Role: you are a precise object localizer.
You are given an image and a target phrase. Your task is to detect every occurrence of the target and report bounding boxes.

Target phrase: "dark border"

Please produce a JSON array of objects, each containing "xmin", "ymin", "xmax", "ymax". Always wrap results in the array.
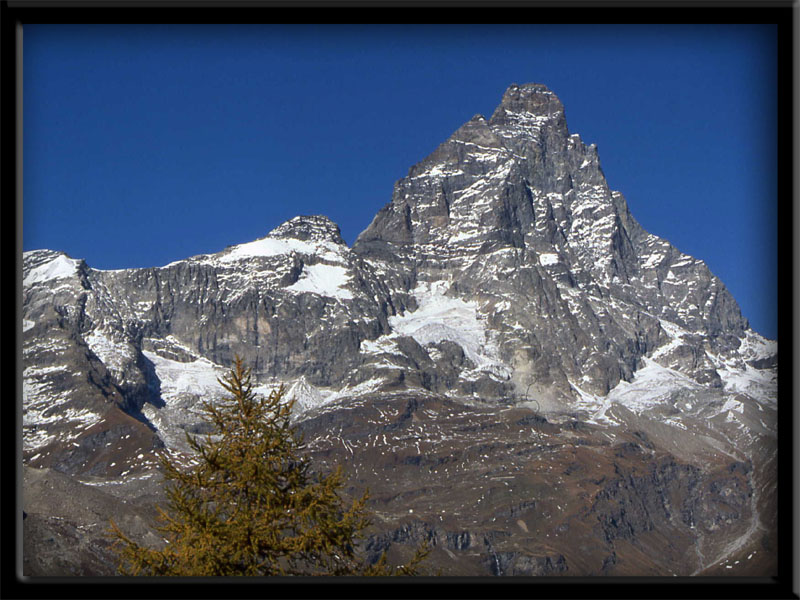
[
  {"xmin": 2, "ymin": 3, "xmax": 796, "ymax": 599},
  {"xmin": 1, "ymin": 0, "xmax": 798, "ymax": 23}
]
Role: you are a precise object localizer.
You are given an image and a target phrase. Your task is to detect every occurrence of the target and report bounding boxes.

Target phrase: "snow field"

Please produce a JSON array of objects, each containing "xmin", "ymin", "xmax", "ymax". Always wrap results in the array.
[{"xmin": 24, "ymin": 254, "xmax": 80, "ymax": 287}]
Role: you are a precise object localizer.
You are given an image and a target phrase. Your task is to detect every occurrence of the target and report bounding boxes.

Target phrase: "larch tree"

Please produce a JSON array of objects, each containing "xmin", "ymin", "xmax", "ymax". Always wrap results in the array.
[{"xmin": 110, "ymin": 356, "xmax": 428, "ymax": 576}]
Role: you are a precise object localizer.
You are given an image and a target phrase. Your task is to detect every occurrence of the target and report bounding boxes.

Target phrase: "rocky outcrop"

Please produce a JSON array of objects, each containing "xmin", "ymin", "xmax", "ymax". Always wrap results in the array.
[{"xmin": 484, "ymin": 551, "xmax": 568, "ymax": 576}]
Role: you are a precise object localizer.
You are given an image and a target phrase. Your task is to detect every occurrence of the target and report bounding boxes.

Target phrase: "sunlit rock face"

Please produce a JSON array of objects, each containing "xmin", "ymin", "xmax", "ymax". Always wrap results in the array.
[
  {"xmin": 355, "ymin": 82, "xmax": 751, "ymax": 405},
  {"xmin": 22, "ymin": 83, "xmax": 776, "ymax": 577}
]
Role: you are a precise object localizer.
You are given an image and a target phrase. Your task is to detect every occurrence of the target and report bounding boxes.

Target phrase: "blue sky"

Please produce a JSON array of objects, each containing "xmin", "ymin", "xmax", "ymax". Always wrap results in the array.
[{"xmin": 23, "ymin": 24, "xmax": 777, "ymax": 339}]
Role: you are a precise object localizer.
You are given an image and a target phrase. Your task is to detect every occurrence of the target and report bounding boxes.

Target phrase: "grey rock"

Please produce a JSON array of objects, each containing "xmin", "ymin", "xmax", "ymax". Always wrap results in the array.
[{"xmin": 354, "ymin": 83, "xmax": 751, "ymax": 399}]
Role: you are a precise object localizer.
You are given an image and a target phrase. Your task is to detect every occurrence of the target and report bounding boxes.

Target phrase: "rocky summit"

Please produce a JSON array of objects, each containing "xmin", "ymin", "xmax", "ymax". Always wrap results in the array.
[{"xmin": 22, "ymin": 83, "xmax": 777, "ymax": 576}]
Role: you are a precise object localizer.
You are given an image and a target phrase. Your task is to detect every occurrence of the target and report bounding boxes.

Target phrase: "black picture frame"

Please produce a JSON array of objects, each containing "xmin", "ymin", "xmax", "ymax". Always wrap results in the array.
[{"xmin": 2, "ymin": 2, "xmax": 795, "ymax": 599}]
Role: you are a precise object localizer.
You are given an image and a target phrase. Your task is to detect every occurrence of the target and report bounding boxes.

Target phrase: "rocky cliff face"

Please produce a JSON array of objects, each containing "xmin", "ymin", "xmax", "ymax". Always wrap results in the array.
[
  {"xmin": 22, "ymin": 83, "xmax": 777, "ymax": 576},
  {"xmin": 354, "ymin": 83, "xmax": 748, "ymax": 404}
]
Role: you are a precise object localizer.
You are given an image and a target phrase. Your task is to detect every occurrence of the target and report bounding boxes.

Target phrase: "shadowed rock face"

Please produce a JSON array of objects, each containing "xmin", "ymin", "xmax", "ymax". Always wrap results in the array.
[{"xmin": 22, "ymin": 83, "xmax": 776, "ymax": 576}]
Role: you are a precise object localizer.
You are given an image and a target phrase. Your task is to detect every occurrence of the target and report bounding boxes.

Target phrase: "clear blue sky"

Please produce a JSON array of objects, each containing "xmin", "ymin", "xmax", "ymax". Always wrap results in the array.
[{"xmin": 23, "ymin": 24, "xmax": 777, "ymax": 339}]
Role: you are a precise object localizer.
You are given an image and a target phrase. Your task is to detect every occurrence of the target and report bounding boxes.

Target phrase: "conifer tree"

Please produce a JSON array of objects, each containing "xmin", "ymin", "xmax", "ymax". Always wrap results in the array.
[{"xmin": 110, "ymin": 357, "xmax": 428, "ymax": 576}]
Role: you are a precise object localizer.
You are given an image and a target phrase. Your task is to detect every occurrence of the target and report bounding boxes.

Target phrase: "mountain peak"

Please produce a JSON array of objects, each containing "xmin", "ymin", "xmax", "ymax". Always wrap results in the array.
[
  {"xmin": 493, "ymin": 82, "xmax": 564, "ymax": 118},
  {"xmin": 487, "ymin": 83, "xmax": 569, "ymax": 149},
  {"xmin": 21, "ymin": 81, "xmax": 777, "ymax": 578},
  {"xmin": 270, "ymin": 215, "xmax": 345, "ymax": 245}
]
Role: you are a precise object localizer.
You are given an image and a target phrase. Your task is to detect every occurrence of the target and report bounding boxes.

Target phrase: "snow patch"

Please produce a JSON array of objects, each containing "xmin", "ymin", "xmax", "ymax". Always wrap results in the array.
[
  {"xmin": 360, "ymin": 335, "xmax": 399, "ymax": 355},
  {"xmin": 286, "ymin": 264, "xmax": 353, "ymax": 300},
  {"xmin": 574, "ymin": 358, "xmax": 702, "ymax": 424},
  {"xmin": 568, "ymin": 381, "xmax": 617, "ymax": 426},
  {"xmin": 325, "ymin": 378, "xmax": 385, "ymax": 403},
  {"xmin": 23, "ymin": 364, "xmax": 69, "ymax": 378},
  {"xmin": 215, "ymin": 236, "xmax": 346, "ymax": 265},
  {"xmin": 266, "ymin": 376, "xmax": 333, "ymax": 414},
  {"xmin": 716, "ymin": 362, "xmax": 776, "ymax": 403},
  {"xmin": 143, "ymin": 351, "xmax": 227, "ymax": 400},
  {"xmin": 607, "ymin": 358, "xmax": 699, "ymax": 412},
  {"xmin": 738, "ymin": 329, "xmax": 777, "ymax": 362},
  {"xmin": 359, "ymin": 281, "xmax": 510, "ymax": 383},
  {"xmin": 390, "ymin": 281, "xmax": 508, "ymax": 377},
  {"xmin": 414, "ymin": 164, "xmax": 465, "ymax": 179},
  {"xmin": 670, "ymin": 255, "xmax": 695, "ymax": 268},
  {"xmin": 705, "ymin": 331, "xmax": 777, "ymax": 405},
  {"xmin": 539, "ymin": 253, "xmax": 559, "ymax": 266},
  {"xmin": 24, "ymin": 255, "xmax": 80, "ymax": 287},
  {"xmin": 721, "ymin": 397, "xmax": 744, "ymax": 414},
  {"xmin": 85, "ymin": 329, "xmax": 138, "ymax": 377},
  {"xmin": 641, "ymin": 252, "xmax": 665, "ymax": 270}
]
